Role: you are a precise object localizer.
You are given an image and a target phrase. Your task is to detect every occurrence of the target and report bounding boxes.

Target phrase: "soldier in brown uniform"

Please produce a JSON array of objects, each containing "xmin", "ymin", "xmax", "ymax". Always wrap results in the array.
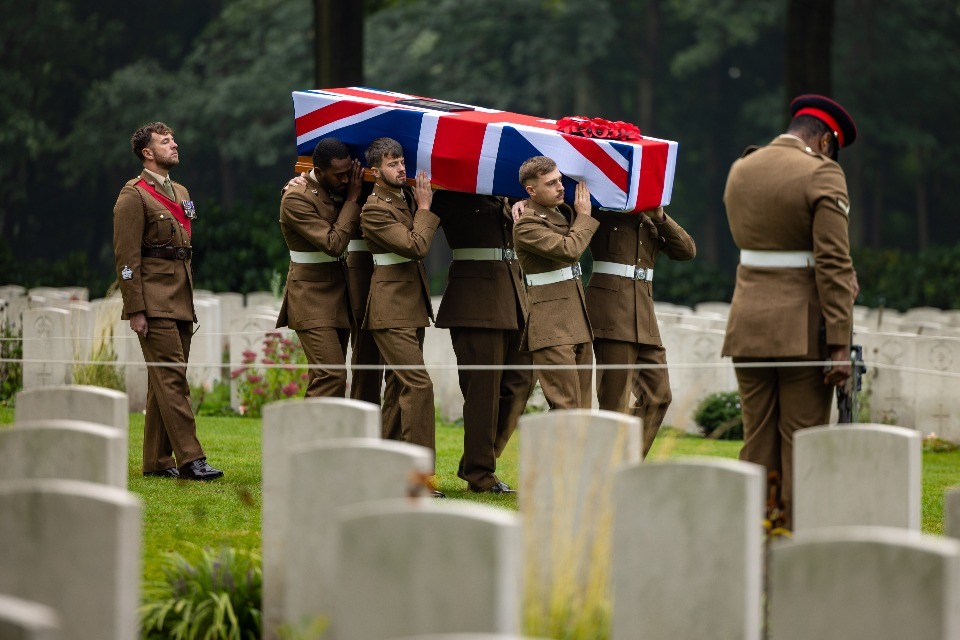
[
  {"xmin": 113, "ymin": 122, "xmax": 223, "ymax": 480},
  {"xmin": 276, "ymin": 137, "xmax": 363, "ymax": 397},
  {"xmin": 587, "ymin": 207, "xmax": 696, "ymax": 455},
  {"xmin": 722, "ymin": 95, "xmax": 858, "ymax": 525},
  {"xmin": 433, "ymin": 192, "xmax": 533, "ymax": 494},
  {"xmin": 514, "ymin": 156, "xmax": 599, "ymax": 410},
  {"xmin": 360, "ymin": 137, "xmax": 442, "ymax": 489}
]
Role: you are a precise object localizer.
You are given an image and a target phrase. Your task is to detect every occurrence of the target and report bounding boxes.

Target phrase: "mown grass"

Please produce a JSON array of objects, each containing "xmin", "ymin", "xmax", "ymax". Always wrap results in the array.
[{"xmin": 1, "ymin": 407, "xmax": 958, "ymax": 581}]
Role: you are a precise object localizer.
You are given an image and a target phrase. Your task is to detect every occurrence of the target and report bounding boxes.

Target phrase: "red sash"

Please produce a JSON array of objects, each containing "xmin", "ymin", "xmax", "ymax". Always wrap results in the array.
[{"xmin": 136, "ymin": 179, "xmax": 191, "ymax": 237}]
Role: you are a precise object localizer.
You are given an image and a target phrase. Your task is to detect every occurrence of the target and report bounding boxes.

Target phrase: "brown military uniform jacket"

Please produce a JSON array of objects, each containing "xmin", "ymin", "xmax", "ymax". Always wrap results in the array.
[
  {"xmin": 722, "ymin": 135, "xmax": 854, "ymax": 358},
  {"xmin": 587, "ymin": 210, "xmax": 696, "ymax": 345},
  {"xmin": 513, "ymin": 200, "xmax": 599, "ymax": 350},
  {"xmin": 361, "ymin": 183, "xmax": 440, "ymax": 329},
  {"xmin": 432, "ymin": 192, "xmax": 527, "ymax": 329},
  {"xmin": 276, "ymin": 172, "xmax": 359, "ymax": 330},
  {"xmin": 113, "ymin": 170, "xmax": 196, "ymax": 322}
]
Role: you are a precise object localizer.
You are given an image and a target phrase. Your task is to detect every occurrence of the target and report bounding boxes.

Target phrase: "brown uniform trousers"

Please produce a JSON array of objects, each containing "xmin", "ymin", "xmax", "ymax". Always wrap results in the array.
[
  {"xmin": 433, "ymin": 192, "xmax": 534, "ymax": 492},
  {"xmin": 361, "ymin": 183, "xmax": 440, "ymax": 463},
  {"xmin": 587, "ymin": 210, "xmax": 696, "ymax": 455},
  {"xmin": 276, "ymin": 172, "xmax": 359, "ymax": 397},
  {"xmin": 113, "ymin": 170, "xmax": 204, "ymax": 472},
  {"xmin": 514, "ymin": 200, "xmax": 599, "ymax": 410},
  {"xmin": 722, "ymin": 135, "xmax": 855, "ymax": 525}
]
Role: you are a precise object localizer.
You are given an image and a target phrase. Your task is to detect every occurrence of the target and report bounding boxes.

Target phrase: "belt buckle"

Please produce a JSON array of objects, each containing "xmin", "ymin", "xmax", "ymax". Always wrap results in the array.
[
  {"xmin": 634, "ymin": 267, "xmax": 647, "ymax": 281},
  {"xmin": 571, "ymin": 263, "xmax": 582, "ymax": 279},
  {"xmin": 501, "ymin": 248, "xmax": 517, "ymax": 261},
  {"xmin": 175, "ymin": 247, "xmax": 187, "ymax": 260}
]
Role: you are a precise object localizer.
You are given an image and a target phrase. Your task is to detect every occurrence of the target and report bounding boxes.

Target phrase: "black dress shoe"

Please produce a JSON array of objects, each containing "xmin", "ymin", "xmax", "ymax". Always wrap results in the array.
[
  {"xmin": 143, "ymin": 467, "xmax": 180, "ymax": 478},
  {"xmin": 486, "ymin": 481, "xmax": 516, "ymax": 495},
  {"xmin": 432, "ymin": 490, "xmax": 446, "ymax": 498},
  {"xmin": 177, "ymin": 459, "xmax": 224, "ymax": 481}
]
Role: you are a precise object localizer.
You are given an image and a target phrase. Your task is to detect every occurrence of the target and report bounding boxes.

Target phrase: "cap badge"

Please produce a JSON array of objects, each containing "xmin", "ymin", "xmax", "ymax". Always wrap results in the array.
[{"xmin": 121, "ymin": 265, "xmax": 133, "ymax": 280}]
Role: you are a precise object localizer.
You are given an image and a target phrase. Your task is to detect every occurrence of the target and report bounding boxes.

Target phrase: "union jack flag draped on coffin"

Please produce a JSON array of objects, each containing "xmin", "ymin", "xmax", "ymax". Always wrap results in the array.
[{"xmin": 292, "ymin": 87, "xmax": 678, "ymax": 213}]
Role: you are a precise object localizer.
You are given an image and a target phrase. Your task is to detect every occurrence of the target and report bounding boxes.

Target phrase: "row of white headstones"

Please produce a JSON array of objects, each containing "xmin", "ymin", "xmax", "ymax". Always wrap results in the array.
[
  {"xmin": 7, "ymin": 284, "xmax": 960, "ymax": 441},
  {"xmin": 1, "ymin": 385, "xmax": 959, "ymax": 640}
]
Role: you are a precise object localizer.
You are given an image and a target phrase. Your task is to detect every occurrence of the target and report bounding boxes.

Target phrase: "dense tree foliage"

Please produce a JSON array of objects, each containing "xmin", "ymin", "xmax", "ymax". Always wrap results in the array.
[{"xmin": 2, "ymin": 0, "xmax": 959, "ymax": 309}]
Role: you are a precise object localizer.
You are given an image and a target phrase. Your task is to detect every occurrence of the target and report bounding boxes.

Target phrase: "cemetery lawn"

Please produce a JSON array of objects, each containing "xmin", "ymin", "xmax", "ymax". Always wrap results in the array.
[{"xmin": 0, "ymin": 408, "xmax": 958, "ymax": 581}]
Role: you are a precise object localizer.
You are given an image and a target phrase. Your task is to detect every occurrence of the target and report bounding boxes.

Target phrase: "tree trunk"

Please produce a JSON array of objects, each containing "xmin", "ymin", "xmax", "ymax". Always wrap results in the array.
[
  {"xmin": 784, "ymin": 0, "xmax": 834, "ymax": 107},
  {"xmin": 314, "ymin": 0, "xmax": 364, "ymax": 88}
]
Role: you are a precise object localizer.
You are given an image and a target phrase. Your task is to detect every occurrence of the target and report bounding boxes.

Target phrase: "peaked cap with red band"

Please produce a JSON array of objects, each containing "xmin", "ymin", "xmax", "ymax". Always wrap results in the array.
[{"xmin": 789, "ymin": 94, "xmax": 857, "ymax": 149}]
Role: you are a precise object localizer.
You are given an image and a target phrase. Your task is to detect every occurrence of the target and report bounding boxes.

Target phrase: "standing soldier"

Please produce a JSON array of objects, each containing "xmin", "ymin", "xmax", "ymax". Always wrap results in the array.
[
  {"xmin": 276, "ymin": 137, "xmax": 363, "ymax": 397},
  {"xmin": 513, "ymin": 156, "xmax": 598, "ymax": 410},
  {"xmin": 113, "ymin": 122, "xmax": 223, "ymax": 480},
  {"xmin": 360, "ymin": 137, "xmax": 443, "ymax": 494},
  {"xmin": 722, "ymin": 95, "xmax": 858, "ymax": 527},
  {"xmin": 587, "ymin": 207, "xmax": 696, "ymax": 456},
  {"xmin": 433, "ymin": 192, "xmax": 533, "ymax": 494}
]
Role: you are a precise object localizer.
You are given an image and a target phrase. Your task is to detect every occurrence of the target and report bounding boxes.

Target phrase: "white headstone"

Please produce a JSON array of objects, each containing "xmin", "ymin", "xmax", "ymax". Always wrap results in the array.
[
  {"xmin": 911, "ymin": 330, "xmax": 960, "ymax": 442},
  {"xmin": 228, "ymin": 313, "xmax": 278, "ymax": 411},
  {"xmin": 15, "ymin": 385, "xmax": 128, "ymax": 432},
  {"xmin": 612, "ymin": 457, "xmax": 764, "ymax": 640},
  {"xmin": 5, "ymin": 295, "xmax": 28, "ymax": 332},
  {"xmin": 0, "ymin": 594, "xmax": 60, "ymax": 640},
  {"xmin": 424, "ymin": 324, "xmax": 462, "ymax": 422},
  {"xmin": 21, "ymin": 308, "xmax": 71, "ymax": 390},
  {"xmin": 283, "ymin": 439, "xmax": 433, "ymax": 637},
  {"xmin": 945, "ymin": 487, "xmax": 960, "ymax": 540},
  {"xmin": 188, "ymin": 297, "xmax": 222, "ymax": 388},
  {"xmin": 261, "ymin": 398, "xmax": 381, "ymax": 640},
  {"xmin": 856, "ymin": 329, "xmax": 916, "ymax": 427},
  {"xmin": 519, "ymin": 410, "xmax": 641, "ymax": 631},
  {"xmin": 335, "ymin": 500, "xmax": 521, "ymax": 640},
  {"xmin": 216, "ymin": 292, "xmax": 246, "ymax": 353},
  {"xmin": 246, "ymin": 291, "xmax": 280, "ymax": 311},
  {"xmin": 390, "ymin": 636, "xmax": 552, "ymax": 640},
  {"xmin": 0, "ymin": 479, "xmax": 141, "ymax": 640},
  {"xmin": 0, "ymin": 420, "xmax": 126, "ymax": 488},
  {"xmin": 112, "ymin": 315, "xmax": 147, "ymax": 413},
  {"xmin": 661, "ymin": 325, "xmax": 733, "ymax": 432},
  {"xmin": 794, "ymin": 424, "xmax": 921, "ymax": 532},
  {"xmin": 769, "ymin": 527, "xmax": 960, "ymax": 640}
]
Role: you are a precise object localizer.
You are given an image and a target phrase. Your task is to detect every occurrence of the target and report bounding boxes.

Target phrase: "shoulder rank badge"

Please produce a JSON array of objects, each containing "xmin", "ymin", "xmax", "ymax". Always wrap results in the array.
[
  {"xmin": 121, "ymin": 265, "xmax": 133, "ymax": 280},
  {"xmin": 181, "ymin": 200, "xmax": 197, "ymax": 219}
]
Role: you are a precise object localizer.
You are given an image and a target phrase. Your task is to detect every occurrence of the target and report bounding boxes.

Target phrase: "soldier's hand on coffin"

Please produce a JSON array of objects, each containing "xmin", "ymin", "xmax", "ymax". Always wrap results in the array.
[
  {"xmin": 824, "ymin": 345, "xmax": 851, "ymax": 387},
  {"xmin": 414, "ymin": 170, "xmax": 433, "ymax": 211},
  {"xmin": 574, "ymin": 181, "xmax": 592, "ymax": 217},
  {"xmin": 511, "ymin": 199, "xmax": 528, "ymax": 222},
  {"xmin": 646, "ymin": 206, "xmax": 666, "ymax": 222},
  {"xmin": 283, "ymin": 172, "xmax": 308, "ymax": 192},
  {"xmin": 346, "ymin": 159, "xmax": 363, "ymax": 202}
]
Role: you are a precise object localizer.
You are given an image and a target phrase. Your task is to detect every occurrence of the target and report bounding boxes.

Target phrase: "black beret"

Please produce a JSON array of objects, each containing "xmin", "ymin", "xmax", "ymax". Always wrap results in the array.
[{"xmin": 790, "ymin": 94, "xmax": 857, "ymax": 149}]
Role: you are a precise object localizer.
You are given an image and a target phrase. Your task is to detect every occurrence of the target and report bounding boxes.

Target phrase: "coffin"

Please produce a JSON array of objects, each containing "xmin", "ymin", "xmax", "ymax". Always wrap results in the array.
[{"xmin": 292, "ymin": 87, "xmax": 677, "ymax": 212}]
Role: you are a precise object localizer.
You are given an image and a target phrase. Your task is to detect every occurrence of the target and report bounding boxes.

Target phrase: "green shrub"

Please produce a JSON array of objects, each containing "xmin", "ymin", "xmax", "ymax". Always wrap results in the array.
[
  {"xmin": 191, "ymin": 380, "xmax": 235, "ymax": 417},
  {"xmin": 140, "ymin": 546, "xmax": 262, "ymax": 640},
  {"xmin": 0, "ymin": 320, "xmax": 22, "ymax": 407},
  {"xmin": 230, "ymin": 331, "xmax": 307, "ymax": 418},
  {"xmin": 693, "ymin": 390, "xmax": 743, "ymax": 440}
]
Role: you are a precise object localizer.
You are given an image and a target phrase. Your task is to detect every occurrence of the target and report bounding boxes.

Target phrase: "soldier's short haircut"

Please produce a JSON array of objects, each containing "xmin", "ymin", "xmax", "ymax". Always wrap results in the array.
[
  {"xmin": 518, "ymin": 155, "xmax": 558, "ymax": 186},
  {"xmin": 365, "ymin": 137, "xmax": 404, "ymax": 168},
  {"xmin": 787, "ymin": 115, "xmax": 836, "ymax": 157},
  {"xmin": 312, "ymin": 137, "xmax": 351, "ymax": 170},
  {"xmin": 131, "ymin": 122, "xmax": 174, "ymax": 161}
]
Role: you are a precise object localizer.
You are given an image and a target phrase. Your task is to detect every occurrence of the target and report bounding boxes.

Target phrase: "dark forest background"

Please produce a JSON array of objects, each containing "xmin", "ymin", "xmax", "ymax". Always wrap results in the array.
[{"xmin": 2, "ymin": 0, "xmax": 959, "ymax": 309}]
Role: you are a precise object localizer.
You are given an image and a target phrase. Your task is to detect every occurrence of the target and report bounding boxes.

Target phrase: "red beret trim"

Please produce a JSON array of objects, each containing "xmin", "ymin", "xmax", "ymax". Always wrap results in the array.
[{"xmin": 794, "ymin": 107, "xmax": 844, "ymax": 147}]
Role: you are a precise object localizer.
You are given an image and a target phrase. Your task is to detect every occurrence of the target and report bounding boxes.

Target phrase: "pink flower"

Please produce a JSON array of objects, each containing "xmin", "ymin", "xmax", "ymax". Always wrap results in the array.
[
  {"xmin": 246, "ymin": 374, "xmax": 263, "ymax": 384},
  {"xmin": 262, "ymin": 358, "xmax": 276, "ymax": 365},
  {"xmin": 242, "ymin": 349, "xmax": 257, "ymax": 359},
  {"xmin": 300, "ymin": 372, "xmax": 310, "ymax": 381},
  {"xmin": 281, "ymin": 382, "xmax": 299, "ymax": 397},
  {"xmin": 230, "ymin": 368, "xmax": 246, "ymax": 378},
  {"xmin": 252, "ymin": 387, "xmax": 265, "ymax": 396},
  {"xmin": 238, "ymin": 405, "xmax": 247, "ymax": 416}
]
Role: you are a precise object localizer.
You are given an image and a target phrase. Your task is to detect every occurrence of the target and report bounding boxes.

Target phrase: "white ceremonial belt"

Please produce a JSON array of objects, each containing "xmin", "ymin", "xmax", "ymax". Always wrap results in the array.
[
  {"xmin": 372, "ymin": 252, "xmax": 413, "ymax": 266},
  {"xmin": 290, "ymin": 250, "xmax": 338, "ymax": 264},
  {"xmin": 740, "ymin": 249, "xmax": 815, "ymax": 268},
  {"xmin": 592, "ymin": 261, "xmax": 654, "ymax": 282},
  {"xmin": 347, "ymin": 239, "xmax": 369, "ymax": 253},
  {"xmin": 452, "ymin": 247, "xmax": 517, "ymax": 261},
  {"xmin": 525, "ymin": 264, "xmax": 582, "ymax": 286}
]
